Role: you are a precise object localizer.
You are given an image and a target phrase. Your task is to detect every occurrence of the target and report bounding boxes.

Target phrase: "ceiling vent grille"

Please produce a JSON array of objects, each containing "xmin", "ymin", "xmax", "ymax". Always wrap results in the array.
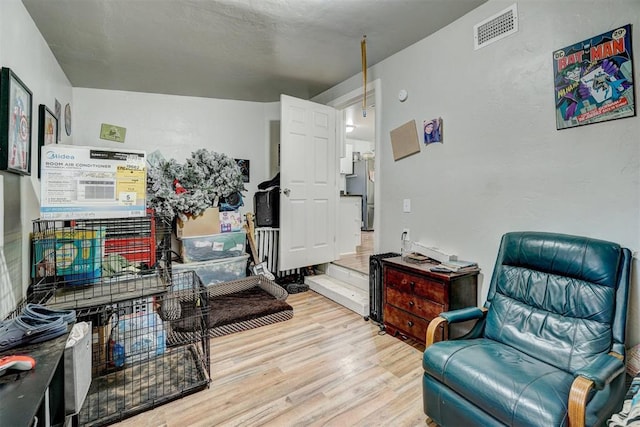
[{"xmin": 474, "ymin": 4, "xmax": 518, "ymax": 50}]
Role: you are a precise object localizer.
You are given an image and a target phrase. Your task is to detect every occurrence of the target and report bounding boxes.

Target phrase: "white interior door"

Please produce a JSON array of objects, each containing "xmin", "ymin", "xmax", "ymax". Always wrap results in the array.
[{"xmin": 279, "ymin": 94, "xmax": 337, "ymax": 271}]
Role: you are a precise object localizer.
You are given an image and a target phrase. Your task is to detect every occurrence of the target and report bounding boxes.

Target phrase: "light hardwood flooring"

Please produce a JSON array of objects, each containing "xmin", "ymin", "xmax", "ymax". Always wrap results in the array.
[
  {"xmin": 112, "ymin": 289, "xmax": 430, "ymax": 427},
  {"xmin": 332, "ymin": 231, "xmax": 374, "ymax": 275}
]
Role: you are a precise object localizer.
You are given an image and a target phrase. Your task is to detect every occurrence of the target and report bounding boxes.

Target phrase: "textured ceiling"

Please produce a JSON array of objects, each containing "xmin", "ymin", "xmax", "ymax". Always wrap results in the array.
[{"xmin": 22, "ymin": 0, "xmax": 487, "ymax": 103}]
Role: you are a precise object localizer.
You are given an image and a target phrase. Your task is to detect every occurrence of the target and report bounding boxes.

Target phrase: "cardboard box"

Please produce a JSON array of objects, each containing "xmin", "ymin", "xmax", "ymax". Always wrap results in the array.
[
  {"xmin": 40, "ymin": 145, "xmax": 147, "ymax": 219},
  {"xmin": 219, "ymin": 210, "xmax": 243, "ymax": 232},
  {"xmin": 31, "ymin": 227, "xmax": 106, "ymax": 285},
  {"xmin": 92, "ymin": 324, "xmax": 109, "ymax": 376},
  {"xmin": 176, "ymin": 207, "xmax": 220, "ymax": 239}
]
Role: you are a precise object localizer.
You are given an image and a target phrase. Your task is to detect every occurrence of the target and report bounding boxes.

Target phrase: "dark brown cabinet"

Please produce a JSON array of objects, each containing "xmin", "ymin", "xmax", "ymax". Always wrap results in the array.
[{"xmin": 382, "ymin": 256, "xmax": 478, "ymax": 345}]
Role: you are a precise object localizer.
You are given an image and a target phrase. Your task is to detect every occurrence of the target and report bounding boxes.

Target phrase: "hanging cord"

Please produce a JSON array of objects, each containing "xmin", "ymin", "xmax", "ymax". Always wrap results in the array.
[{"xmin": 361, "ymin": 35, "xmax": 367, "ymax": 118}]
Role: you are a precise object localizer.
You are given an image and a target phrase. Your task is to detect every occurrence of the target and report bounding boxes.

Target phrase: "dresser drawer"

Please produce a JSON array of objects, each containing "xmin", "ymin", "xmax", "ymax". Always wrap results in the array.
[
  {"xmin": 385, "ymin": 268, "xmax": 446, "ymax": 302},
  {"xmin": 383, "ymin": 304, "xmax": 429, "ymax": 342},
  {"xmin": 385, "ymin": 286, "xmax": 444, "ymax": 320}
]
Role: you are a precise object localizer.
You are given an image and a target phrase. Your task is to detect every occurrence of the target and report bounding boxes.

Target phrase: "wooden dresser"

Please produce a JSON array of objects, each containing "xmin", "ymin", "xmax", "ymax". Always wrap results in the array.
[{"xmin": 381, "ymin": 256, "xmax": 478, "ymax": 345}]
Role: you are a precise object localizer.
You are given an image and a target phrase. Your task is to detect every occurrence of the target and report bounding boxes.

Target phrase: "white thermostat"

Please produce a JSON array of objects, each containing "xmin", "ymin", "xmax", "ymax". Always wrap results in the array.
[{"xmin": 398, "ymin": 89, "xmax": 408, "ymax": 102}]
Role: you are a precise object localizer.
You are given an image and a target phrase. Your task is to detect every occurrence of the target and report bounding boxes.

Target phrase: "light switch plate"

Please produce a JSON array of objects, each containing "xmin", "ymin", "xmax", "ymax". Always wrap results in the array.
[{"xmin": 403, "ymin": 199, "xmax": 411, "ymax": 213}]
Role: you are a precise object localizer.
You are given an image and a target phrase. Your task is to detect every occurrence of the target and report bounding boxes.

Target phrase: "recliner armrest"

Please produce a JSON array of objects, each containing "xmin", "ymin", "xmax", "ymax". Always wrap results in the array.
[
  {"xmin": 425, "ymin": 307, "xmax": 487, "ymax": 347},
  {"xmin": 569, "ymin": 353, "xmax": 624, "ymax": 427},
  {"xmin": 440, "ymin": 307, "xmax": 486, "ymax": 324},
  {"xmin": 574, "ymin": 352, "xmax": 625, "ymax": 390}
]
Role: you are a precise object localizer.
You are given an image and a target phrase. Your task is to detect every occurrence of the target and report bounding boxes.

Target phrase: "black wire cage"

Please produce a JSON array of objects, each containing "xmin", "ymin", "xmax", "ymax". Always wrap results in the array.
[
  {"xmin": 27, "ymin": 213, "xmax": 211, "ymax": 426},
  {"xmin": 29, "ymin": 211, "xmax": 172, "ymax": 310},
  {"xmin": 76, "ymin": 270, "xmax": 210, "ymax": 426}
]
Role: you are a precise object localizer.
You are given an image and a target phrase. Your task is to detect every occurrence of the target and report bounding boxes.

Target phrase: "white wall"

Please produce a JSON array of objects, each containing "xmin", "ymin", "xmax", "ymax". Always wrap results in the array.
[
  {"xmin": 0, "ymin": 0, "xmax": 73, "ymax": 316},
  {"xmin": 347, "ymin": 138, "xmax": 374, "ymax": 156},
  {"xmin": 4, "ymin": 0, "xmax": 640, "ymax": 346},
  {"xmin": 72, "ymin": 88, "xmax": 281, "ymax": 214},
  {"xmin": 315, "ymin": 0, "xmax": 640, "ymax": 345}
]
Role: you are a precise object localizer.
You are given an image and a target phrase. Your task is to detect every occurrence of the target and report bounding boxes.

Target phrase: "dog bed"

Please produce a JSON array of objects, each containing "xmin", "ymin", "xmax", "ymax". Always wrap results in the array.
[{"xmin": 161, "ymin": 276, "xmax": 293, "ymax": 342}]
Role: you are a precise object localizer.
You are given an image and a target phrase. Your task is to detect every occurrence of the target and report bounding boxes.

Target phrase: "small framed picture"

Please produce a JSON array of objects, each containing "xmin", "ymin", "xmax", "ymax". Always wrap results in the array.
[
  {"xmin": 0, "ymin": 67, "xmax": 33, "ymax": 175},
  {"xmin": 38, "ymin": 104, "xmax": 58, "ymax": 177},
  {"xmin": 54, "ymin": 98, "xmax": 61, "ymax": 142},
  {"xmin": 235, "ymin": 158, "xmax": 250, "ymax": 183},
  {"xmin": 423, "ymin": 117, "xmax": 443, "ymax": 145},
  {"xmin": 64, "ymin": 103, "xmax": 72, "ymax": 136}
]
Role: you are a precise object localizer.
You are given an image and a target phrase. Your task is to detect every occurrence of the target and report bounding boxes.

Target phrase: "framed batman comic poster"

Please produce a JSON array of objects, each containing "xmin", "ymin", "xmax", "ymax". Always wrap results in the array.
[{"xmin": 553, "ymin": 24, "xmax": 635, "ymax": 130}]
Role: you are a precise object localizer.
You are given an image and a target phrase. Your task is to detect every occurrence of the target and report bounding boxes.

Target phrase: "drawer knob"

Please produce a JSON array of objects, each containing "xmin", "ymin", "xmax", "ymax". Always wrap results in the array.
[
  {"xmin": 407, "ymin": 321, "xmax": 414, "ymax": 327},
  {"xmin": 408, "ymin": 301, "xmax": 415, "ymax": 307}
]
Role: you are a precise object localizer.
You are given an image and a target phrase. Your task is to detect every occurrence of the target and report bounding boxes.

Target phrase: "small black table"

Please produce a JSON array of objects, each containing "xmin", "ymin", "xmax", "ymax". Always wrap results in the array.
[{"xmin": 0, "ymin": 326, "xmax": 71, "ymax": 427}]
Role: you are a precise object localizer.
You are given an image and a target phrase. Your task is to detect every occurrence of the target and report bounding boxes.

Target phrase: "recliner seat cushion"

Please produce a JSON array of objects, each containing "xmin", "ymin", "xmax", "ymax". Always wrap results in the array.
[{"xmin": 423, "ymin": 338, "xmax": 573, "ymax": 426}]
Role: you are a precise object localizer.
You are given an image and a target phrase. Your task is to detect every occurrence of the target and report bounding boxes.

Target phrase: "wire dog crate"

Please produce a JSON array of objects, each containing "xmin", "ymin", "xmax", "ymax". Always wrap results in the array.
[
  {"xmin": 29, "ymin": 211, "xmax": 172, "ymax": 312},
  {"xmin": 76, "ymin": 271, "xmax": 210, "ymax": 426},
  {"xmin": 28, "ymin": 213, "xmax": 211, "ymax": 425}
]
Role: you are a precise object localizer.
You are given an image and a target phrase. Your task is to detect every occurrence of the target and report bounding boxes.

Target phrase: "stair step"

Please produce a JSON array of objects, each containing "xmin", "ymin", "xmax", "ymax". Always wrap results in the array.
[
  {"xmin": 305, "ymin": 274, "xmax": 368, "ymax": 316},
  {"xmin": 326, "ymin": 263, "xmax": 369, "ymax": 291}
]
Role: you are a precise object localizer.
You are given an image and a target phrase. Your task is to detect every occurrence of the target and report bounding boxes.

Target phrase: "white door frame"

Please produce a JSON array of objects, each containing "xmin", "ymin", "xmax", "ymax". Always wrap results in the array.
[{"xmin": 327, "ymin": 79, "xmax": 381, "ymax": 257}]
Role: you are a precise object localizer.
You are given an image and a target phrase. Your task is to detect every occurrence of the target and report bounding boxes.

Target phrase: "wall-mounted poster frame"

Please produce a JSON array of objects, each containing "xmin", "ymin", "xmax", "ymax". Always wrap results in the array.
[
  {"xmin": 38, "ymin": 104, "xmax": 58, "ymax": 178},
  {"xmin": 0, "ymin": 67, "xmax": 33, "ymax": 175},
  {"xmin": 554, "ymin": 24, "xmax": 635, "ymax": 130}
]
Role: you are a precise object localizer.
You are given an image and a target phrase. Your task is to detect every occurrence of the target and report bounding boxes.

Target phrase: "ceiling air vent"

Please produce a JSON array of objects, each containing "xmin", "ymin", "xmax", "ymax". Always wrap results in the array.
[{"xmin": 474, "ymin": 4, "xmax": 518, "ymax": 50}]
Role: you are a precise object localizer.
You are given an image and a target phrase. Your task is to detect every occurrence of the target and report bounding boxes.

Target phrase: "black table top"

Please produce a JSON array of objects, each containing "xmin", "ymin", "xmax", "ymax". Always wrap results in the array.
[{"xmin": 0, "ymin": 325, "xmax": 71, "ymax": 427}]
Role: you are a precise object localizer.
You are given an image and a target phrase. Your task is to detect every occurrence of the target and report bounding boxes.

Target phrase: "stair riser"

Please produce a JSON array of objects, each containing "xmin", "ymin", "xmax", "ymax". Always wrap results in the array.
[{"xmin": 325, "ymin": 264, "xmax": 368, "ymax": 291}]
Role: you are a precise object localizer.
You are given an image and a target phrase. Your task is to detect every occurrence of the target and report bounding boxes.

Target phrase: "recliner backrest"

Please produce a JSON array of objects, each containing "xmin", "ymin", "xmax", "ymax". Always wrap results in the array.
[{"xmin": 484, "ymin": 232, "xmax": 630, "ymax": 374}]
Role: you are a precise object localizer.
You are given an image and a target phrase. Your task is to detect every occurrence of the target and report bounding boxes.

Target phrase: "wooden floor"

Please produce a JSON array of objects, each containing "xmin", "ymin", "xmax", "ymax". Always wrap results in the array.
[
  {"xmin": 112, "ymin": 289, "xmax": 430, "ymax": 427},
  {"xmin": 332, "ymin": 230, "xmax": 374, "ymax": 275}
]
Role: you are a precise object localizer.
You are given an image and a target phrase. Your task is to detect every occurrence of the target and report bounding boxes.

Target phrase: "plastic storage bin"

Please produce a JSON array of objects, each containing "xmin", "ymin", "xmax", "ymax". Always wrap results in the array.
[
  {"xmin": 172, "ymin": 254, "xmax": 249, "ymax": 287},
  {"xmin": 180, "ymin": 231, "xmax": 246, "ymax": 263}
]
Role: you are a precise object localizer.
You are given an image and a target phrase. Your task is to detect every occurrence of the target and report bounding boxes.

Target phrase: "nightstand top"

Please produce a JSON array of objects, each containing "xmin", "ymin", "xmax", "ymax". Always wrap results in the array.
[{"xmin": 382, "ymin": 256, "xmax": 480, "ymax": 278}]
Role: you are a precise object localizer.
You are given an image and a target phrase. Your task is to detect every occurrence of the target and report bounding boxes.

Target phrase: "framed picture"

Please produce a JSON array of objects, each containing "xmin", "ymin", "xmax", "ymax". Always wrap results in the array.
[
  {"xmin": 54, "ymin": 98, "xmax": 61, "ymax": 142},
  {"xmin": 99, "ymin": 123, "xmax": 126, "ymax": 143},
  {"xmin": 0, "ymin": 67, "xmax": 33, "ymax": 175},
  {"xmin": 64, "ymin": 103, "xmax": 71, "ymax": 136},
  {"xmin": 553, "ymin": 24, "xmax": 635, "ymax": 130},
  {"xmin": 235, "ymin": 158, "xmax": 250, "ymax": 183},
  {"xmin": 423, "ymin": 117, "xmax": 443, "ymax": 145},
  {"xmin": 38, "ymin": 104, "xmax": 58, "ymax": 178}
]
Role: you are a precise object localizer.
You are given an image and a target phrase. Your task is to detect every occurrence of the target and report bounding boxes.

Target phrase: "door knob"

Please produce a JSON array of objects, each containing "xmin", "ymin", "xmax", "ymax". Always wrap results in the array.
[{"xmin": 283, "ymin": 188, "xmax": 291, "ymax": 197}]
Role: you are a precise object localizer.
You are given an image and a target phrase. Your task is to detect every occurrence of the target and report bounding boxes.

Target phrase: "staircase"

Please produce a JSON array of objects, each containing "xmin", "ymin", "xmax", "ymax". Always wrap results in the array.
[{"xmin": 305, "ymin": 263, "xmax": 369, "ymax": 316}]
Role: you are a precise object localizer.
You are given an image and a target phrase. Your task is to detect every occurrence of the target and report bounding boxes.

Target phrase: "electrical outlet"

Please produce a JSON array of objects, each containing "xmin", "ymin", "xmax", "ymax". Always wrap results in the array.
[
  {"xmin": 403, "ymin": 228, "xmax": 410, "ymax": 241},
  {"xmin": 403, "ymin": 198, "xmax": 411, "ymax": 213}
]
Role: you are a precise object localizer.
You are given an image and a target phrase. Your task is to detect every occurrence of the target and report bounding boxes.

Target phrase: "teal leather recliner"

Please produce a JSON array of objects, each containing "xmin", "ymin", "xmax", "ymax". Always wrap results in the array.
[{"xmin": 423, "ymin": 232, "xmax": 632, "ymax": 427}]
